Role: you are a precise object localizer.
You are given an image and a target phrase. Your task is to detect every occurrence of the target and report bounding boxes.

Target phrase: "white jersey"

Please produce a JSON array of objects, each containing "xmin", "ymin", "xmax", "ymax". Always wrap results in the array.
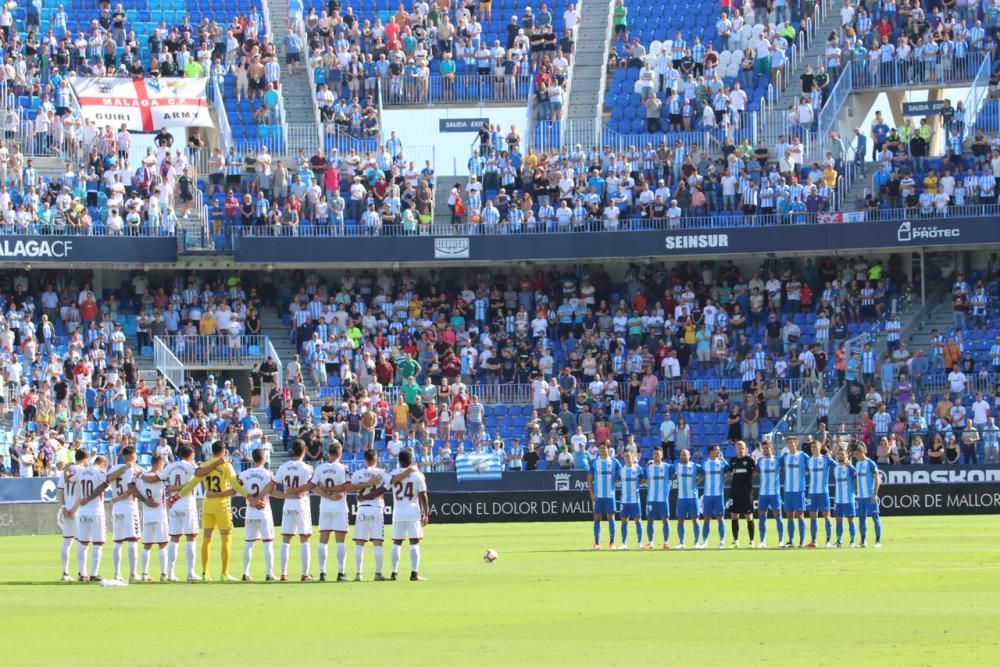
[
  {"xmin": 60, "ymin": 464, "xmax": 84, "ymax": 510},
  {"xmin": 76, "ymin": 466, "xmax": 108, "ymax": 516},
  {"xmin": 350, "ymin": 466, "xmax": 390, "ymax": 509},
  {"xmin": 390, "ymin": 468, "xmax": 427, "ymax": 522},
  {"xmin": 159, "ymin": 460, "xmax": 199, "ymax": 512},
  {"xmin": 134, "ymin": 475, "xmax": 168, "ymax": 525},
  {"xmin": 238, "ymin": 467, "xmax": 276, "ymax": 520},
  {"xmin": 310, "ymin": 461, "xmax": 350, "ymax": 513},
  {"xmin": 109, "ymin": 463, "xmax": 139, "ymax": 513},
  {"xmin": 275, "ymin": 459, "xmax": 314, "ymax": 510}
]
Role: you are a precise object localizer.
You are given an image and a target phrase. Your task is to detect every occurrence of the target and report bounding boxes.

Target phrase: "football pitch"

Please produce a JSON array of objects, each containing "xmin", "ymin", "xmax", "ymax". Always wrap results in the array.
[{"xmin": 2, "ymin": 516, "xmax": 999, "ymax": 666}]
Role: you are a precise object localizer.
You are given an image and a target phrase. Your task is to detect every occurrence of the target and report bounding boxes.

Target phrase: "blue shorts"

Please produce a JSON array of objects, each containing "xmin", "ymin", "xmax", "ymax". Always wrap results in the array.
[
  {"xmin": 783, "ymin": 491, "xmax": 805, "ymax": 513},
  {"xmin": 676, "ymin": 498, "xmax": 700, "ymax": 519},
  {"xmin": 702, "ymin": 495, "xmax": 726, "ymax": 517},
  {"xmin": 758, "ymin": 494, "xmax": 783, "ymax": 513},
  {"xmin": 809, "ymin": 493, "xmax": 831, "ymax": 513},
  {"xmin": 855, "ymin": 497, "xmax": 881, "ymax": 517},
  {"xmin": 834, "ymin": 502, "xmax": 855, "ymax": 518},
  {"xmin": 645, "ymin": 501, "xmax": 669, "ymax": 520},
  {"xmin": 620, "ymin": 502, "xmax": 642, "ymax": 519},
  {"xmin": 593, "ymin": 497, "xmax": 616, "ymax": 515}
]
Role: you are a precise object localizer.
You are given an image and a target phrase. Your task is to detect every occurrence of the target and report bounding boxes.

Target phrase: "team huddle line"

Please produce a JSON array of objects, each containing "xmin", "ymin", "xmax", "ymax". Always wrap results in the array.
[
  {"xmin": 587, "ymin": 437, "xmax": 884, "ymax": 550},
  {"xmin": 58, "ymin": 440, "xmax": 429, "ymax": 583}
]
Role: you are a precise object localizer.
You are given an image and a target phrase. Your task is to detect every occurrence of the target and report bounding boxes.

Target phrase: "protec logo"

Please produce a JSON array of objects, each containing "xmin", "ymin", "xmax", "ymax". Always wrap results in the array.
[{"xmin": 896, "ymin": 221, "xmax": 960, "ymax": 243}]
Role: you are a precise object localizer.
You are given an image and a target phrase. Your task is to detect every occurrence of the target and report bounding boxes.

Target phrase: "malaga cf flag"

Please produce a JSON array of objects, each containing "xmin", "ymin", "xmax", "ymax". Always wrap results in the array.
[
  {"xmin": 69, "ymin": 77, "xmax": 212, "ymax": 132},
  {"xmin": 455, "ymin": 452, "xmax": 503, "ymax": 482}
]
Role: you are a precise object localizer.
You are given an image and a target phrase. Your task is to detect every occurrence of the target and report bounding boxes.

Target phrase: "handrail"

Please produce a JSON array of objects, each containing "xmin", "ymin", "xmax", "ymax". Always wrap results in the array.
[
  {"xmin": 212, "ymin": 77, "xmax": 233, "ymax": 151},
  {"xmin": 264, "ymin": 337, "xmax": 284, "ymax": 388},
  {"xmin": 302, "ymin": 38, "xmax": 324, "ymax": 149},
  {"xmin": 153, "ymin": 337, "xmax": 185, "ymax": 391},
  {"xmin": 155, "ymin": 335, "xmax": 272, "ymax": 367},
  {"xmin": 231, "ymin": 203, "xmax": 1000, "ymax": 238}
]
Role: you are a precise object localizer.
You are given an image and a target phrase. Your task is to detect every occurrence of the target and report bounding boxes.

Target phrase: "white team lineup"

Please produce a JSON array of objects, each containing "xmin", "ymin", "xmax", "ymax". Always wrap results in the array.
[{"xmin": 57, "ymin": 440, "xmax": 430, "ymax": 583}]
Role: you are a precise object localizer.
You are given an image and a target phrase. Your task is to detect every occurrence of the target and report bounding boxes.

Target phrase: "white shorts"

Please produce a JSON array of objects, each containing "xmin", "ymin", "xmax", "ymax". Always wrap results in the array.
[
  {"xmin": 245, "ymin": 515, "xmax": 276, "ymax": 542},
  {"xmin": 113, "ymin": 508, "xmax": 141, "ymax": 541},
  {"xmin": 281, "ymin": 506, "xmax": 312, "ymax": 536},
  {"xmin": 319, "ymin": 511, "xmax": 348, "ymax": 533},
  {"xmin": 61, "ymin": 512, "xmax": 77, "ymax": 539},
  {"xmin": 353, "ymin": 506, "xmax": 385, "ymax": 542},
  {"xmin": 142, "ymin": 520, "xmax": 168, "ymax": 545},
  {"xmin": 75, "ymin": 512, "xmax": 107, "ymax": 543},
  {"xmin": 168, "ymin": 507, "xmax": 199, "ymax": 536},
  {"xmin": 392, "ymin": 520, "xmax": 423, "ymax": 541}
]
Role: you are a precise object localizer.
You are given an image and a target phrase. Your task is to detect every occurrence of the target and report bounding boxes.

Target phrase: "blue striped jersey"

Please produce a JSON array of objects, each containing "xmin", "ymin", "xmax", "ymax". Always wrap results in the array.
[
  {"xmin": 757, "ymin": 456, "xmax": 781, "ymax": 496},
  {"xmin": 855, "ymin": 458, "xmax": 879, "ymax": 498},
  {"xmin": 672, "ymin": 462, "xmax": 701, "ymax": 499},
  {"xmin": 619, "ymin": 464, "xmax": 643, "ymax": 504},
  {"xmin": 781, "ymin": 451, "xmax": 810, "ymax": 493},
  {"xmin": 702, "ymin": 458, "xmax": 730, "ymax": 497},
  {"xmin": 834, "ymin": 464, "xmax": 857, "ymax": 505},
  {"xmin": 806, "ymin": 455, "xmax": 836, "ymax": 494},
  {"xmin": 646, "ymin": 462, "xmax": 671, "ymax": 504},
  {"xmin": 590, "ymin": 458, "xmax": 622, "ymax": 499}
]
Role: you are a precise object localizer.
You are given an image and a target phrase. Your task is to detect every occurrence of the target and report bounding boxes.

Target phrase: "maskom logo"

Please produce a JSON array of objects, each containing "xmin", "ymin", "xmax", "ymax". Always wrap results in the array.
[
  {"xmin": 434, "ymin": 237, "xmax": 470, "ymax": 259},
  {"xmin": 664, "ymin": 234, "xmax": 729, "ymax": 250},
  {"xmin": 896, "ymin": 221, "xmax": 959, "ymax": 243},
  {"xmin": 881, "ymin": 468, "xmax": 1000, "ymax": 484},
  {"xmin": 0, "ymin": 240, "xmax": 73, "ymax": 258}
]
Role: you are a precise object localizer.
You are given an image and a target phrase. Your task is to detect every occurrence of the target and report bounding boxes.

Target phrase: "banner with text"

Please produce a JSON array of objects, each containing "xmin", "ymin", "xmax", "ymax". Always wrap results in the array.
[{"xmin": 70, "ymin": 77, "xmax": 212, "ymax": 132}]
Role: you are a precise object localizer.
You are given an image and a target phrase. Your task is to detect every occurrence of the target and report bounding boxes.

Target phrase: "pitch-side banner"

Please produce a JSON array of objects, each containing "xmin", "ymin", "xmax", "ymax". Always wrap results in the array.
[{"xmin": 69, "ymin": 76, "xmax": 212, "ymax": 132}]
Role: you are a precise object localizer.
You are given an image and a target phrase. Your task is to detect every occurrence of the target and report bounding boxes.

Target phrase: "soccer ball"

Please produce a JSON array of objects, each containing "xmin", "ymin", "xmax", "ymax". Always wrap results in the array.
[{"xmin": 483, "ymin": 549, "xmax": 498, "ymax": 563}]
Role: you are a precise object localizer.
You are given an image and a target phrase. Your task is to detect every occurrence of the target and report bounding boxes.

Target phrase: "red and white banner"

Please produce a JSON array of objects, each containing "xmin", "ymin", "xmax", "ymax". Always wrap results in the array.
[
  {"xmin": 818, "ymin": 211, "xmax": 866, "ymax": 224},
  {"xmin": 70, "ymin": 77, "xmax": 212, "ymax": 132}
]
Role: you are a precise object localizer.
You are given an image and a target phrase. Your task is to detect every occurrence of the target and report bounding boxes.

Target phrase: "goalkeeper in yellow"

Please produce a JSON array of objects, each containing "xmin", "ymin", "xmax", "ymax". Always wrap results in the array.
[{"xmin": 177, "ymin": 441, "xmax": 249, "ymax": 581}]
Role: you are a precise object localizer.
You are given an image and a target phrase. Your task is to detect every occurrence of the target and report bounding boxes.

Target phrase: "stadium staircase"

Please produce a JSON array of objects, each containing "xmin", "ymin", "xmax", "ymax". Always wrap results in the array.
[
  {"xmin": 562, "ymin": 0, "xmax": 613, "ymax": 130},
  {"xmin": 266, "ymin": 0, "xmax": 323, "ymax": 127}
]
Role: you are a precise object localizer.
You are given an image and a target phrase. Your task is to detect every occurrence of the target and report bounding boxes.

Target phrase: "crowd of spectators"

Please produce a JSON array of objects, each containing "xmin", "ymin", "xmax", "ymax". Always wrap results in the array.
[
  {"xmin": 453, "ymin": 130, "xmax": 854, "ymax": 231},
  {"xmin": 297, "ymin": 1, "xmax": 577, "ymax": 108}
]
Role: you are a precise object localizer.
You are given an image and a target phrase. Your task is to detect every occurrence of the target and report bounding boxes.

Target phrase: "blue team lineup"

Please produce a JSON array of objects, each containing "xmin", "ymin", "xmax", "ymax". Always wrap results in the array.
[{"xmin": 587, "ymin": 436, "xmax": 884, "ymax": 550}]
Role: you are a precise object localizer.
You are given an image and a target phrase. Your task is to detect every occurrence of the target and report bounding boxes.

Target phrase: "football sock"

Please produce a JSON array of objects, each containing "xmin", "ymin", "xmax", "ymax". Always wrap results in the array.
[
  {"xmin": 77, "ymin": 543, "xmax": 88, "ymax": 576},
  {"xmin": 746, "ymin": 519, "xmax": 755, "ymax": 542},
  {"xmin": 810, "ymin": 517, "xmax": 818, "ymax": 542},
  {"xmin": 662, "ymin": 520, "xmax": 670, "ymax": 544},
  {"xmin": 692, "ymin": 521, "xmax": 699, "ymax": 543},
  {"xmin": 300, "ymin": 543, "xmax": 310, "ymax": 576},
  {"xmin": 701, "ymin": 519, "xmax": 710, "ymax": 543},
  {"xmin": 607, "ymin": 518, "xmax": 616, "ymax": 544},
  {"xmin": 635, "ymin": 522, "xmax": 642, "ymax": 547},
  {"xmin": 410, "ymin": 545, "xmax": 420, "ymax": 573},
  {"xmin": 786, "ymin": 518, "xmax": 795, "ymax": 543},
  {"xmin": 824, "ymin": 518, "xmax": 833, "ymax": 542},
  {"xmin": 167, "ymin": 542, "xmax": 177, "ymax": 577},
  {"xmin": 836, "ymin": 522, "xmax": 844, "ymax": 543},
  {"xmin": 128, "ymin": 542, "xmax": 138, "ymax": 578},
  {"xmin": 318, "ymin": 544, "xmax": 329, "ymax": 574},
  {"xmin": 716, "ymin": 518, "xmax": 725, "ymax": 543},
  {"xmin": 90, "ymin": 545, "xmax": 103, "ymax": 578},
  {"xmin": 391, "ymin": 544, "xmax": 401, "ymax": 573},
  {"xmin": 859, "ymin": 518, "xmax": 868, "ymax": 542},
  {"xmin": 594, "ymin": 520, "xmax": 601, "ymax": 544},
  {"xmin": 142, "ymin": 549, "xmax": 151, "ymax": 575},
  {"xmin": 221, "ymin": 534, "xmax": 232, "ymax": 576},
  {"xmin": 185, "ymin": 541, "xmax": 196, "ymax": 577},
  {"xmin": 621, "ymin": 522, "xmax": 629, "ymax": 544},
  {"xmin": 732, "ymin": 519, "xmax": 740, "ymax": 540},
  {"xmin": 280, "ymin": 543, "xmax": 290, "ymax": 576},
  {"xmin": 797, "ymin": 518, "xmax": 806, "ymax": 544},
  {"xmin": 243, "ymin": 542, "xmax": 253, "ymax": 576},
  {"xmin": 873, "ymin": 516, "xmax": 883, "ymax": 542},
  {"xmin": 849, "ymin": 522, "xmax": 857, "ymax": 543},
  {"xmin": 158, "ymin": 548, "xmax": 166, "ymax": 577},
  {"xmin": 678, "ymin": 523, "xmax": 686, "ymax": 545},
  {"xmin": 264, "ymin": 542, "xmax": 274, "ymax": 577},
  {"xmin": 201, "ymin": 534, "xmax": 213, "ymax": 576},
  {"xmin": 113, "ymin": 543, "xmax": 123, "ymax": 579},
  {"xmin": 776, "ymin": 517, "xmax": 784, "ymax": 543},
  {"xmin": 373, "ymin": 545, "xmax": 383, "ymax": 575},
  {"xmin": 355, "ymin": 544, "xmax": 364, "ymax": 575},
  {"xmin": 61, "ymin": 538, "xmax": 73, "ymax": 574},
  {"xmin": 645, "ymin": 519, "xmax": 654, "ymax": 542},
  {"xmin": 336, "ymin": 543, "xmax": 346, "ymax": 574}
]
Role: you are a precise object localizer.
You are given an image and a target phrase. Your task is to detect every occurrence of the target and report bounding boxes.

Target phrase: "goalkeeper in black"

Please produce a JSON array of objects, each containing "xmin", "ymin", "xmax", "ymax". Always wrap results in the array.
[{"xmin": 728, "ymin": 440, "xmax": 757, "ymax": 548}]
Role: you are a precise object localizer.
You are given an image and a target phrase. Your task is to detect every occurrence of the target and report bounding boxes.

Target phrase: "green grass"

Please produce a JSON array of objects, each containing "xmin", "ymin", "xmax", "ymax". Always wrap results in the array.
[{"xmin": 2, "ymin": 517, "xmax": 1000, "ymax": 665}]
